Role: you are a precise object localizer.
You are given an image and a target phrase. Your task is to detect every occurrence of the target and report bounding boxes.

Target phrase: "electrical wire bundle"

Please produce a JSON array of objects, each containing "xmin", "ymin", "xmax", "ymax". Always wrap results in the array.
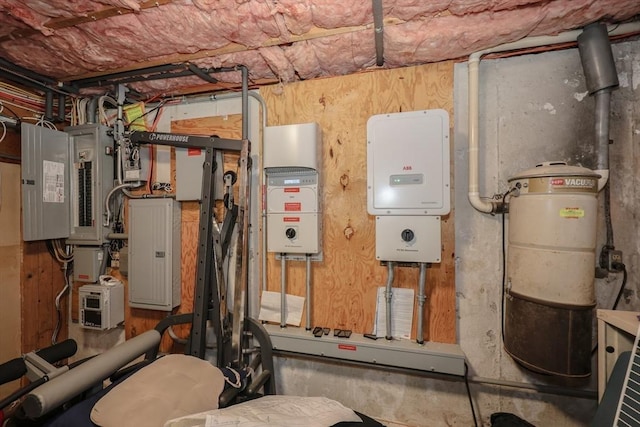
[{"xmin": 45, "ymin": 239, "xmax": 74, "ymax": 345}]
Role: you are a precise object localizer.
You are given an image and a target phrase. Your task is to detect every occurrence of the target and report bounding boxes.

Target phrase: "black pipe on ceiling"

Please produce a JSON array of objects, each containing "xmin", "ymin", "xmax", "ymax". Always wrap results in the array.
[
  {"xmin": 72, "ymin": 63, "xmax": 233, "ymax": 89},
  {"xmin": 0, "ymin": 58, "xmax": 78, "ymax": 95},
  {"xmin": 72, "ymin": 63, "xmax": 186, "ymax": 88}
]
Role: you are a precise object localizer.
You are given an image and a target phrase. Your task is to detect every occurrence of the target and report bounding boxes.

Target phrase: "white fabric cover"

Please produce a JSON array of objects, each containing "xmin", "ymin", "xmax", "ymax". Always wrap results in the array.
[
  {"xmin": 164, "ymin": 395, "xmax": 363, "ymax": 427},
  {"xmin": 91, "ymin": 354, "xmax": 224, "ymax": 427}
]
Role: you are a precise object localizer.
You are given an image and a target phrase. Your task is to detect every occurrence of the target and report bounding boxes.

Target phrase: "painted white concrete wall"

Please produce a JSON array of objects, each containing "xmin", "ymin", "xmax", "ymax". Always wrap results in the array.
[{"xmin": 273, "ymin": 38, "xmax": 640, "ymax": 426}]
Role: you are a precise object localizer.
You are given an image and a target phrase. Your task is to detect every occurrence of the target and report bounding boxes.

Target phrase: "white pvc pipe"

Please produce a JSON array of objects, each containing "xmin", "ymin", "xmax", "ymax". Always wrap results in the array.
[{"xmin": 467, "ymin": 21, "xmax": 640, "ymax": 213}]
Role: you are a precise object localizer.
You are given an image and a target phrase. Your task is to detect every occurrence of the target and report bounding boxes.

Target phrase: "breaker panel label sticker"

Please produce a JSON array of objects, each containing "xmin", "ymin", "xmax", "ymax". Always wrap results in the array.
[
  {"xmin": 42, "ymin": 160, "xmax": 64, "ymax": 203},
  {"xmin": 284, "ymin": 187, "xmax": 300, "ymax": 193},
  {"xmin": 284, "ymin": 202, "xmax": 301, "ymax": 211},
  {"xmin": 338, "ymin": 344, "xmax": 357, "ymax": 351},
  {"xmin": 560, "ymin": 207, "xmax": 584, "ymax": 219}
]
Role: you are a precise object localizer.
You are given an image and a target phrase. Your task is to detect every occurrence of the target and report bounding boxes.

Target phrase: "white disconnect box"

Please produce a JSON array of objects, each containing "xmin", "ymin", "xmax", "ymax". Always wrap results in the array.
[
  {"xmin": 264, "ymin": 123, "xmax": 322, "ymax": 255},
  {"xmin": 128, "ymin": 198, "xmax": 181, "ymax": 311},
  {"xmin": 375, "ymin": 216, "xmax": 442, "ymax": 263},
  {"xmin": 366, "ymin": 110, "xmax": 450, "ymax": 263}
]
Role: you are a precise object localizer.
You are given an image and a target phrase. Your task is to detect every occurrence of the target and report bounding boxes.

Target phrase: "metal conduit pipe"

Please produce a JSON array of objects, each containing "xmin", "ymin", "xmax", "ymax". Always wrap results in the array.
[
  {"xmin": 281, "ymin": 255, "xmax": 287, "ymax": 328},
  {"xmin": 45, "ymin": 91, "xmax": 53, "ymax": 121},
  {"xmin": 468, "ymin": 375, "xmax": 597, "ymax": 400},
  {"xmin": 305, "ymin": 254, "xmax": 312, "ymax": 331},
  {"xmin": 240, "ymin": 65, "xmax": 249, "ymax": 140},
  {"xmin": 104, "ymin": 183, "xmax": 136, "ymax": 227},
  {"xmin": 467, "ymin": 21, "xmax": 640, "ymax": 214},
  {"xmin": 372, "ymin": 0, "xmax": 384, "ymax": 67},
  {"xmin": 416, "ymin": 263, "xmax": 427, "ymax": 344},
  {"xmin": 578, "ymin": 22, "xmax": 620, "ymax": 191},
  {"xmin": 187, "ymin": 63, "xmax": 219, "ymax": 84},
  {"xmin": 166, "ymin": 89, "xmax": 268, "ymax": 319},
  {"xmin": 57, "ymin": 94, "xmax": 65, "ymax": 122},
  {"xmin": 384, "ymin": 262, "xmax": 395, "ymax": 340},
  {"xmin": 205, "ymin": 89, "xmax": 269, "ymax": 294},
  {"xmin": 87, "ymin": 96, "xmax": 99, "ymax": 124},
  {"xmin": 593, "ymin": 90, "xmax": 611, "ymax": 190}
]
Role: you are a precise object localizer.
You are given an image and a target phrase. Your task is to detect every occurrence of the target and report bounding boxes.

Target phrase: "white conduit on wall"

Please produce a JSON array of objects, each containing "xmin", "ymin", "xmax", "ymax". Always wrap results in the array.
[{"xmin": 467, "ymin": 21, "xmax": 640, "ymax": 213}]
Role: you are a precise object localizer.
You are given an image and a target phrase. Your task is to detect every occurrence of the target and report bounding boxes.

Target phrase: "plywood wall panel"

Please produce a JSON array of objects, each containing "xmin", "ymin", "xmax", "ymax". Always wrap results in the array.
[
  {"xmin": 21, "ymin": 241, "xmax": 68, "ymax": 353},
  {"xmin": 260, "ymin": 62, "xmax": 456, "ymax": 343}
]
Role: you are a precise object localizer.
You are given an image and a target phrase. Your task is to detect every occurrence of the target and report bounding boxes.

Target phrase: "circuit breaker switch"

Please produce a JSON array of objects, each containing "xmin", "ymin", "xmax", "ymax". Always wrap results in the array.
[
  {"xmin": 286, "ymin": 227, "xmax": 297, "ymax": 239},
  {"xmin": 401, "ymin": 229, "xmax": 415, "ymax": 242}
]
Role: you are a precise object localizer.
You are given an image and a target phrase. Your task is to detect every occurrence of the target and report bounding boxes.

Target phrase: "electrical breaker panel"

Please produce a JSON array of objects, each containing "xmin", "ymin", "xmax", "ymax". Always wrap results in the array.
[
  {"xmin": 21, "ymin": 123, "xmax": 71, "ymax": 241},
  {"xmin": 66, "ymin": 124, "xmax": 114, "ymax": 245},
  {"xmin": 264, "ymin": 123, "xmax": 322, "ymax": 255},
  {"xmin": 21, "ymin": 123, "xmax": 115, "ymax": 243}
]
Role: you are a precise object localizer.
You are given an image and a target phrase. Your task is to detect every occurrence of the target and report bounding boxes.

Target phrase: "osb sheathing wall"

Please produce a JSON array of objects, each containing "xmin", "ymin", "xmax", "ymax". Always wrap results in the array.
[{"xmin": 125, "ymin": 61, "xmax": 456, "ymax": 345}]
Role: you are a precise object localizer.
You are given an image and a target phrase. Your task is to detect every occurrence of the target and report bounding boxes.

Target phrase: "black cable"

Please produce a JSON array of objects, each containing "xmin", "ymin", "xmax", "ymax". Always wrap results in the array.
[
  {"xmin": 603, "ymin": 183, "xmax": 614, "ymax": 248},
  {"xmin": 612, "ymin": 263, "xmax": 628, "ymax": 310},
  {"xmin": 124, "ymin": 101, "xmax": 165, "ymax": 131},
  {"xmin": 0, "ymin": 103, "xmax": 21, "ymax": 120},
  {"xmin": 500, "ymin": 188, "xmax": 515, "ymax": 342},
  {"xmin": 464, "ymin": 362, "xmax": 479, "ymax": 427}
]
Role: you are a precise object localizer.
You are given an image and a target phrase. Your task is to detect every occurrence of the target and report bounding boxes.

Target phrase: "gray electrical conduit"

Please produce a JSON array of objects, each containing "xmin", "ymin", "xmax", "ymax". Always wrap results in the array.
[
  {"xmin": 305, "ymin": 254, "xmax": 311, "ymax": 330},
  {"xmin": 416, "ymin": 262, "xmax": 427, "ymax": 344},
  {"xmin": 467, "ymin": 21, "xmax": 640, "ymax": 214},
  {"xmin": 191, "ymin": 90, "xmax": 269, "ymax": 294},
  {"xmin": 384, "ymin": 262, "xmax": 395, "ymax": 340},
  {"xmin": 281, "ymin": 255, "xmax": 286, "ymax": 328}
]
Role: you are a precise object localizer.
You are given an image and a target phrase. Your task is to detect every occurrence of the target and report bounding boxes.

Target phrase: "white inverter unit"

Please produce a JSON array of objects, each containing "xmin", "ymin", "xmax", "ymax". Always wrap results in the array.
[
  {"xmin": 366, "ymin": 109, "xmax": 450, "ymax": 263},
  {"xmin": 264, "ymin": 123, "xmax": 321, "ymax": 255},
  {"xmin": 128, "ymin": 198, "xmax": 181, "ymax": 311}
]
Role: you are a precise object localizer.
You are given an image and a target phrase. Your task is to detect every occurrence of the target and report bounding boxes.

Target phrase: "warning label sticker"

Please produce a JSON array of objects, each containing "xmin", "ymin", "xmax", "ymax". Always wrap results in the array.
[
  {"xmin": 560, "ymin": 207, "xmax": 584, "ymax": 219},
  {"xmin": 43, "ymin": 160, "xmax": 64, "ymax": 203},
  {"xmin": 285, "ymin": 202, "xmax": 301, "ymax": 211}
]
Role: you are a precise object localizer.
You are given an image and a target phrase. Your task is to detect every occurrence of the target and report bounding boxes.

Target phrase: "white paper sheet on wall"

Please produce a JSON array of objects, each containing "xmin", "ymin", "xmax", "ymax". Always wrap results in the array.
[
  {"xmin": 373, "ymin": 286, "xmax": 414, "ymax": 339},
  {"xmin": 258, "ymin": 291, "xmax": 304, "ymax": 326}
]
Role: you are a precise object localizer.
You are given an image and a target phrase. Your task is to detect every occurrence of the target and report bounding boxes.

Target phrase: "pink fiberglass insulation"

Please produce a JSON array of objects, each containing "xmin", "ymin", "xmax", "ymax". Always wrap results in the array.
[{"xmin": 0, "ymin": 0, "xmax": 638, "ymax": 95}]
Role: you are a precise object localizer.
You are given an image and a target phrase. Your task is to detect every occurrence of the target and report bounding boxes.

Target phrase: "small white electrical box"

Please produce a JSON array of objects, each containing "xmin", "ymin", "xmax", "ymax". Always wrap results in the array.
[
  {"xmin": 375, "ymin": 216, "xmax": 442, "ymax": 263},
  {"xmin": 79, "ymin": 278, "xmax": 124, "ymax": 330},
  {"xmin": 366, "ymin": 109, "xmax": 450, "ymax": 216},
  {"xmin": 73, "ymin": 246, "xmax": 104, "ymax": 283}
]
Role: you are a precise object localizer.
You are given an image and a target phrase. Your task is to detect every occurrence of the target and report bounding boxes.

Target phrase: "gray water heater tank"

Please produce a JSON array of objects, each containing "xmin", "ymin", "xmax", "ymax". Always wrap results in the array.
[{"xmin": 504, "ymin": 162, "xmax": 599, "ymax": 377}]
